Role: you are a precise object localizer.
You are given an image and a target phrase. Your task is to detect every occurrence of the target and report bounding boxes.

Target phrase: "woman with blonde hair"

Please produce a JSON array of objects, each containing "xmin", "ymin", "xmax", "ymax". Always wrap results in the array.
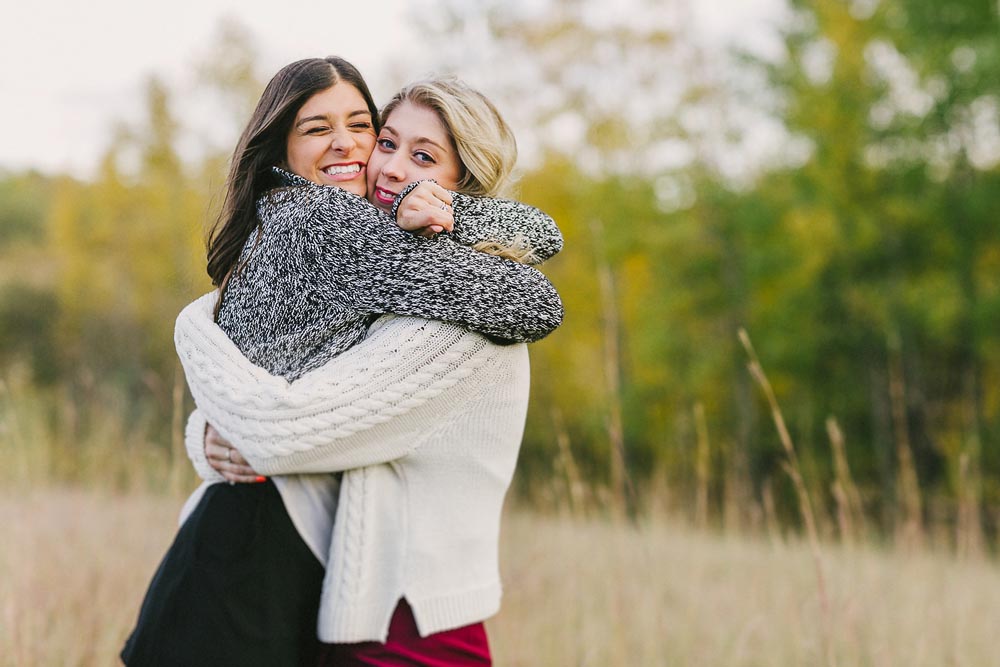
[{"xmin": 124, "ymin": 62, "xmax": 560, "ymax": 667}]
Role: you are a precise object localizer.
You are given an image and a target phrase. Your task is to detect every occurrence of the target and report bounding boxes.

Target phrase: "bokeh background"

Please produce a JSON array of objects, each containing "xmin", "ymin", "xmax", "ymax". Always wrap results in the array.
[{"xmin": 2, "ymin": 0, "xmax": 1000, "ymax": 664}]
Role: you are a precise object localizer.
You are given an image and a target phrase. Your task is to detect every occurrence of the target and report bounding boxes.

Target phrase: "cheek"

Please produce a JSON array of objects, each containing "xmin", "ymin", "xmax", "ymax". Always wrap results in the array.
[
  {"xmin": 284, "ymin": 141, "xmax": 299, "ymax": 168},
  {"xmin": 431, "ymin": 163, "xmax": 462, "ymax": 191},
  {"xmin": 366, "ymin": 155, "xmax": 384, "ymax": 187},
  {"xmin": 358, "ymin": 133, "xmax": 377, "ymax": 157},
  {"xmin": 286, "ymin": 138, "xmax": 316, "ymax": 171}
]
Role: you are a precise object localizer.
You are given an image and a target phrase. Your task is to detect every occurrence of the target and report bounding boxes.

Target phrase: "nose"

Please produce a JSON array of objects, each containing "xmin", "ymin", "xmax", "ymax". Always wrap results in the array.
[
  {"xmin": 329, "ymin": 129, "xmax": 356, "ymax": 154},
  {"xmin": 380, "ymin": 152, "xmax": 407, "ymax": 182}
]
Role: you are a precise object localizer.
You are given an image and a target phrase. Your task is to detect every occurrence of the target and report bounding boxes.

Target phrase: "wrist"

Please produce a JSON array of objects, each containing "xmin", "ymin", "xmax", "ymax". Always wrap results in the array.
[{"xmin": 390, "ymin": 179, "xmax": 436, "ymax": 220}]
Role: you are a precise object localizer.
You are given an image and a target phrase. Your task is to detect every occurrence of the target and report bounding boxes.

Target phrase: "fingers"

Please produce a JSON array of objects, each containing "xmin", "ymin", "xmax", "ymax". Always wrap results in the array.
[
  {"xmin": 205, "ymin": 423, "xmax": 233, "ymax": 449},
  {"xmin": 208, "ymin": 457, "xmax": 259, "ymax": 478},
  {"xmin": 410, "ymin": 181, "xmax": 453, "ymax": 207},
  {"xmin": 221, "ymin": 470, "xmax": 267, "ymax": 485},
  {"xmin": 214, "ymin": 458, "xmax": 266, "ymax": 484},
  {"xmin": 427, "ymin": 182, "xmax": 453, "ymax": 207},
  {"xmin": 204, "ymin": 433, "xmax": 264, "ymax": 483},
  {"xmin": 398, "ymin": 205, "xmax": 453, "ymax": 234},
  {"xmin": 395, "ymin": 183, "xmax": 455, "ymax": 234}
]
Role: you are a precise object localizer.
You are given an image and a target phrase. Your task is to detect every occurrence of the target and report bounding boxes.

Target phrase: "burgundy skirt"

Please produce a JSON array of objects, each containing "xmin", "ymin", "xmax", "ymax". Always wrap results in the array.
[{"xmin": 317, "ymin": 599, "xmax": 491, "ymax": 666}]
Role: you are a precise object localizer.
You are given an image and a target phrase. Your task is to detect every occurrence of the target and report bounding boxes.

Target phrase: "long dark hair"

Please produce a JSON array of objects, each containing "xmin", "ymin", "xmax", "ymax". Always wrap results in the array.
[{"xmin": 206, "ymin": 56, "xmax": 378, "ymax": 296}]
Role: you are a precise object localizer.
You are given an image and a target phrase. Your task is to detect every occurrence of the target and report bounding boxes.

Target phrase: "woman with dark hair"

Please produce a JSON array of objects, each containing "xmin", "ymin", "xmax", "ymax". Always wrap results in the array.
[{"xmin": 122, "ymin": 59, "xmax": 561, "ymax": 666}]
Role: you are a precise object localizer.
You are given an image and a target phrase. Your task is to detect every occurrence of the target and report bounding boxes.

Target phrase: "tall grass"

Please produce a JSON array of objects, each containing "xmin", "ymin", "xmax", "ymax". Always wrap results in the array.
[
  {"xmin": 3, "ymin": 489, "xmax": 999, "ymax": 666},
  {"xmin": 0, "ymin": 489, "xmax": 180, "ymax": 667},
  {"xmin": 494, "ymin": 506, "xmax": 1000, "ymax": 666},
  {"xmin": 3, "ymin": 356, "xmax": 1000, "ymax": 664},
  {"xmin": 0, "ymin": 371, "xmax": 196, "ymax": 494}
]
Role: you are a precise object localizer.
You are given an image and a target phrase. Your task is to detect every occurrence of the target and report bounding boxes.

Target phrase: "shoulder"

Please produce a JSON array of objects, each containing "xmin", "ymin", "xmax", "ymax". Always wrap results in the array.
[
  {"xmin": 257, "ymin": 182, "xmax": 340, "ymax": 221},
  {"xmin": 256, "ymin": 167, "xmax": 366, "ymax": 221},
  {"xmin": 258, "ymin": 182, "xmax": 398, "ymax": 244}
]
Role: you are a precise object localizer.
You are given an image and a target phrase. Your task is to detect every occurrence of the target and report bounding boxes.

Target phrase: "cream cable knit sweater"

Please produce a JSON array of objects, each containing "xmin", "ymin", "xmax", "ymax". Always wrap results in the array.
[{"xmin": 176, "ymin": 293, "xmax": 529, "ymax": 642}]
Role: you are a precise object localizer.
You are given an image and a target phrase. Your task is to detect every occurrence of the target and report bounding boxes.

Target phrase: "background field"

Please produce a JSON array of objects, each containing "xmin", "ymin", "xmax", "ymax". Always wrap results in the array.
[
  {"xmin": 4, "ymin": 0, "xmax": 1000, "ymax": 664},
  {"xmin": 3, "ymin": 487, "xmax": 999, "ymax": 667}
]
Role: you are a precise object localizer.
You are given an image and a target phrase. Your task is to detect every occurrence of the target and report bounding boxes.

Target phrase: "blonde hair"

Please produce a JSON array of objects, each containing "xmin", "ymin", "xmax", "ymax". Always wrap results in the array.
[
  {"xmin": 381, "ymin": 78, "xmax": 535, "ymax": 263},
  {"xmin": 381, "ymin": 77, "xmax": 517, "ymax": 197}
]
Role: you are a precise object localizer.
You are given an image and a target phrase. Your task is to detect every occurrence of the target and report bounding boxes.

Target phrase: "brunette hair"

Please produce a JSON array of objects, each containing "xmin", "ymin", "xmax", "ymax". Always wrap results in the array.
[{"xmin": 206, "ymin": 57, "xmax": 378, "ymax": 292}]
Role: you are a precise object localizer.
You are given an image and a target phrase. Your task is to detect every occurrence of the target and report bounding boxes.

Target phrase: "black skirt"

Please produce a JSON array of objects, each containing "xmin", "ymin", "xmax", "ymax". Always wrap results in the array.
[{"xmin": 121, "ymin": 479, "xmax": 324, "ymax": 667}]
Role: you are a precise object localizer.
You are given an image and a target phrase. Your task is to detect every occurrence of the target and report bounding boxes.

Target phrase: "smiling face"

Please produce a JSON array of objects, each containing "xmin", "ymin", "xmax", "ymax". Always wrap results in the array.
[
  {"xmin": 285, "ymin": 82, "xmax": 377, "ymax": 196},
  {"xmin": 366, "ymin": 101, "xmax": 463, "ymax": 213}
]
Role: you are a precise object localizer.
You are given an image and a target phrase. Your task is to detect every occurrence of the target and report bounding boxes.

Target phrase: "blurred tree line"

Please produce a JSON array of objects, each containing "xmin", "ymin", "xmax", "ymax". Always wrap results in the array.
[{"xmin": 1, "ymin": 1, "xmax": 999, "ymax": 539}]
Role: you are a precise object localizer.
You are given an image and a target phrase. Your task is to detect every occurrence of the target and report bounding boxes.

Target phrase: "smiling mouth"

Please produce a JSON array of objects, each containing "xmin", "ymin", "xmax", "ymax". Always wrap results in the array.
[
  {"xmin": 322, "ymin": 163, "xmax": 363, "ymax": 177},
  {"xmin": 374, "ymin": 186, "xmax": 397, "ymax": 205}
]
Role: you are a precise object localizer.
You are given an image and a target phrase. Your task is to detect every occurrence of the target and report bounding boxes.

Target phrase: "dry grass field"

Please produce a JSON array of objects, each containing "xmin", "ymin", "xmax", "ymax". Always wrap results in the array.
[{"xmin": 3, "ymin": 487, "xmax": 999, "ymax": 666}]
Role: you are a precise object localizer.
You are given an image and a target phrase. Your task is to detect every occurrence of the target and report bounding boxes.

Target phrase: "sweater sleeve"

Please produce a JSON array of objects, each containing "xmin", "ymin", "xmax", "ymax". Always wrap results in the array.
[
  {"xmin": 447, "ymin": 193, "xmax": 564, "ymax": 265},
  {"xmin": 175, "ymin": 293, "xmax": 497, "ymax": 474},
  {"xmin": 274, "ymin": 184, "xmax": 563, "ymax": 343},
  {"xmin": 184, "ymin": 408, "xmax": 226, "ymax": 484}
]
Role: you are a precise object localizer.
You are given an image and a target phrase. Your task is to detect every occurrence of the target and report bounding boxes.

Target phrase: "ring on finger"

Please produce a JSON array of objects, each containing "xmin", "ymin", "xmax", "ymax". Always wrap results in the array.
[
  {"xmin": 440, "ymin": 203, "xmax": 448, "ymax": 211},
  {"xmin": 227, "ymin": 449, "xmax": 233, "ymax": 463}
]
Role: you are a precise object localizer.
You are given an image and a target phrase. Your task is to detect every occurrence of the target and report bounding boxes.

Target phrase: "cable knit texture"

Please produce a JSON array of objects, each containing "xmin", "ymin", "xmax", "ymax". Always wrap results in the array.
[
  {"xmin": 177, "ymin": 172, "xmax": 561, "ymax": 642},
  {"xmin": 179, "ymin": 294, "xmax": 498, "ymax": 468},
  {"xmin": 177, "ymin": 297, "xmax": 529, "ymax": 642}
]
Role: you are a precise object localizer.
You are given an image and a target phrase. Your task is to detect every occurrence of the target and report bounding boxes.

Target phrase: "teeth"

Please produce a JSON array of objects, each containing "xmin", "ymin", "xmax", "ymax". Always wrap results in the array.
[{"xmin": 324, "ymin": 164, "xmax": 361, "ymax": 175}]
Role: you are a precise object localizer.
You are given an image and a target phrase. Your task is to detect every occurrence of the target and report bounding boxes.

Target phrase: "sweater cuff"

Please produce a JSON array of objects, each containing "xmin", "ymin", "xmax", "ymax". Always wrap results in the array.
[
  {"xmin": 447, "ymin": 192, "xmax": 473, "ymax": 240},
  {"xmin": 185, "ymin": 409, "xmax": 226, "ymax": 484},
  {"xmin": 389, "ymin": 179, "xmax": 434, "ymax": 220}
]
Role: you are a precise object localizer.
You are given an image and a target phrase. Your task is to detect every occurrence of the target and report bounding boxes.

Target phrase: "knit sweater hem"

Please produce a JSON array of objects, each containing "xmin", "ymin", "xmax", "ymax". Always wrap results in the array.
[{"xmin": 316, "ymin": 582, "xmax": 502, "ymax": 643}]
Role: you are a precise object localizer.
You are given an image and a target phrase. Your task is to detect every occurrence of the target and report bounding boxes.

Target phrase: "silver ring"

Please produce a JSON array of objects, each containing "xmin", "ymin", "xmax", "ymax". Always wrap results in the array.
[
  {"xmin": 227, "ymin": 449, "xmax": 233, "ymax": 463},
  {"xmin": 440, "ymin": 203, "xmax": 447, "ymax": 211}
]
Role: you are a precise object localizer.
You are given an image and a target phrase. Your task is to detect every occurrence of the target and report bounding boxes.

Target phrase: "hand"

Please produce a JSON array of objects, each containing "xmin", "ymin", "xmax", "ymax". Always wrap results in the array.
[
  {"xmin": 204, "ymin": 423, "xmax": 265, "ymax": 484},
  {"xmin": 395, "ymin": 181, "xmax": 455, "ymax": 238}
]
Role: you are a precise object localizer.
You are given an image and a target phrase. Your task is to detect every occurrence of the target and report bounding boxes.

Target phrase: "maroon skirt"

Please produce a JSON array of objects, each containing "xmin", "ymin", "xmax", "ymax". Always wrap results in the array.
[{"xmin": 317, "ymin": 599, "xmax": 491, "ymax": 666}]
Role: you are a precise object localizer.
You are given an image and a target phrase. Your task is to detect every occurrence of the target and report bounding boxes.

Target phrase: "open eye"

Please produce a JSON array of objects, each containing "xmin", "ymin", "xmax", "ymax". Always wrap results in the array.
[
  {"xmin": 414, "ymin": 151, "xmax": 435, "ymax": 164},
  {"xmin": 377, "ymin": 138, "xmax": 397, "ymax": 151}
]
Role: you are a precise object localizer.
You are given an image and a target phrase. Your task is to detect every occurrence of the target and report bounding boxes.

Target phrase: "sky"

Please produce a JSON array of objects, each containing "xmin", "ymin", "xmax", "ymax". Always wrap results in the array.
[
  {"xmin": 1, "ymin": 0, "xmax": 422, "ymax": 175},
  {"xmin": 0, "ymin": 0, "xmax": 786, "ymax": 177}
]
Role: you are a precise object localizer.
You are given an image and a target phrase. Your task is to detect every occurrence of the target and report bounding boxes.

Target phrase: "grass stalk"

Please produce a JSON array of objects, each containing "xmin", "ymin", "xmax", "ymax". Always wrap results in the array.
[
  {"xmin": 738, "ymin": 328, "xmax": 834, "ymax": 667},
  {"xmin": 694, "ymin": 402, "xmax": 711, "ymax": 530},
  {"xmin": 887, "ymin": 340, "xmax": 924, "ymax": 550},
  {"xmin": 826, "ymin": 417, "xmax": 866, "ymax": 545},
  {"xmin": 552, "ymin": 408, "xmax": 587, "ymax": 517}
]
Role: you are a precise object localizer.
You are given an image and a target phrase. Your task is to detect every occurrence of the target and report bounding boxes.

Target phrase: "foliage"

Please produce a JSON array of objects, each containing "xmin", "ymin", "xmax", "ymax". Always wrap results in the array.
[
  {"xmin": 2, "ymin": 4, "xmax": 999, "ymax": 539},
  {"xmin": 0, "ymin": 171, "xmax": 53, "ymax": 247}
]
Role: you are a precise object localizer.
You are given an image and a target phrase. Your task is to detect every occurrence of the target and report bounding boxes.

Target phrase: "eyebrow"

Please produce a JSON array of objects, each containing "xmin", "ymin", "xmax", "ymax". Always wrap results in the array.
[
  {"xmin": 381, "ymin": 124, "xmax": 449, "ymax": 152},
  {"xmin": 295, "ymin": 109, "xmax": 372, "ymax": 127}
]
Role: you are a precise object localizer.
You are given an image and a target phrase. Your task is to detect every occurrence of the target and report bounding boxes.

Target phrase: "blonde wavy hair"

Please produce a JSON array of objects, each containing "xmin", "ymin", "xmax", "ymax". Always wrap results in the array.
[{"xmin": 381, "ymin": 78, "xmax": 536, "ymax": 264}]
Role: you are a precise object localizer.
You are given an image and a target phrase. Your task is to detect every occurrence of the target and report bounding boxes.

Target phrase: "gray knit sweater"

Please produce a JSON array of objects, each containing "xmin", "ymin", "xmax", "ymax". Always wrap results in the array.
[{"xmin": 216, "ymin": 168, "xmax": 563, "ymax": 380}]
